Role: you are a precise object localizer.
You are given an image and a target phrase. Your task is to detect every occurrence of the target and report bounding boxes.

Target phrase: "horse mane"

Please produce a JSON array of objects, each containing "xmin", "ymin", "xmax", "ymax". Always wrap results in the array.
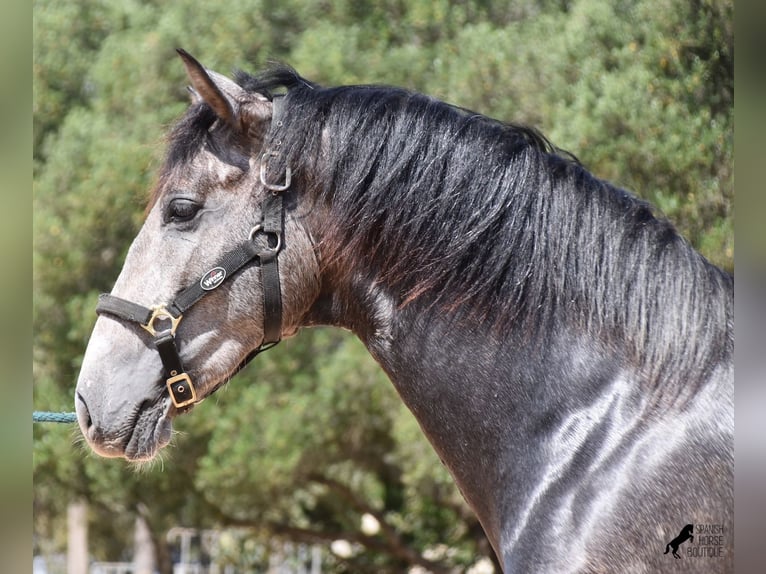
[{"xmin": 165, "ymin": 65, "xmax": 734, "ymax": 398}]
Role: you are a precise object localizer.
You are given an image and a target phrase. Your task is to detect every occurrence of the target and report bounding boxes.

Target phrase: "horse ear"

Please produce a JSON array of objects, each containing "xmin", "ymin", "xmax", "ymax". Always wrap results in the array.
[{"xmin": 177, "ymin": 48, "xmax": 246, "ymax": 129}]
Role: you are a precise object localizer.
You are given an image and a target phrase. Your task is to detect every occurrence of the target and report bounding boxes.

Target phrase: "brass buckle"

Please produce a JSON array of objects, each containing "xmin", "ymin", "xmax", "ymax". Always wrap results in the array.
[
  {"xmin": 141, "ymin": 305, "xmax": 182, "ymax": 337},
  {"xmin": 166, "ymin": 373, "xmax": 197, "ymax": 408}
]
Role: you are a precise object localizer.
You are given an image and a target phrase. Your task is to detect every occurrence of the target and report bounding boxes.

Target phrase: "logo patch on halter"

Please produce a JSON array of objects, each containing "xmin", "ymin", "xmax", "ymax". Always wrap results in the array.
[{"xmin": 200, "ymin": 267, "xmax": 226, "ymax": 291}]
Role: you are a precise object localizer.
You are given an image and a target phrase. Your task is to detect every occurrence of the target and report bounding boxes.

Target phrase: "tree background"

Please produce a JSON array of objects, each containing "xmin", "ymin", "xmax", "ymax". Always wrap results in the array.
[{"xmin": 33, "ymin": 0, "xmax": 733, "ymax": 572}]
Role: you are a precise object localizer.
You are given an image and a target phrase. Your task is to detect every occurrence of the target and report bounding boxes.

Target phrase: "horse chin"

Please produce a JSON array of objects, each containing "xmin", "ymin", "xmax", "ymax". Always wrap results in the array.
[
  {"xmin": 123, "ymin": 406, "xmax": 174, "ymax": 462},
  {"xmin": 123, "ymin": 379, "xmax": 216, "ymax": 461}
]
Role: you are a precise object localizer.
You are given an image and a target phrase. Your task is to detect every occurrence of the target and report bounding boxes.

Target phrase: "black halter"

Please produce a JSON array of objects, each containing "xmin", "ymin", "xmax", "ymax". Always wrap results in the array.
[{"xmin": 95, "ymin": 97, "xmax": 290, "ymax": 409}]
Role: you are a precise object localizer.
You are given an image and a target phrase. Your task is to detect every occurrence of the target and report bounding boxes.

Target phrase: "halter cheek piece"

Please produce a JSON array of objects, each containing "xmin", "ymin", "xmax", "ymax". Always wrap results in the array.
[{"xmin": 95, "ymin": 96, "xmax": 290, "ymax": 410}]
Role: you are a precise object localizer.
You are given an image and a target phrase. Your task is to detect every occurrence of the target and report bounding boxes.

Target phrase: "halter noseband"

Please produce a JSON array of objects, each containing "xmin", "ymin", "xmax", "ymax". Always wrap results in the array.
[{"xmin": 95, "ymin": 96, "xmax": 290, "ymax": 409}]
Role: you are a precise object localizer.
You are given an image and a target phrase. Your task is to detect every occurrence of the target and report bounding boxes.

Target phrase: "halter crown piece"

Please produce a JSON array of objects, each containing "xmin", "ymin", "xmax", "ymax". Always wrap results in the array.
[{"xmin": 95, "ymin": 96, "xmax": 289, "ymax": 409}]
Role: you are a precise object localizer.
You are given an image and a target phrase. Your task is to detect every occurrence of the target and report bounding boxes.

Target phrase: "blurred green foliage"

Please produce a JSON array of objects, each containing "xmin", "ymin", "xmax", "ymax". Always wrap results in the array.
[{"xmin": 33, "ymin": 0, "xmax": 732, "ymax": 571}]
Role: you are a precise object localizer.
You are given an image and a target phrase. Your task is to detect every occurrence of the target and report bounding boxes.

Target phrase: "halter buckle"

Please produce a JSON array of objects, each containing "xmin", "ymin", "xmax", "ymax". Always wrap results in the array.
[
  {"xmin": 259, "ymin": 151, "xmax": 291, "ymax": 192},
  {"xmin": 166, "ymin": 372, "xmax": 196, "ymax": 408},
  {"xmin": 141, "ymin": 305, "xmax": 182, "ymax": 337}
]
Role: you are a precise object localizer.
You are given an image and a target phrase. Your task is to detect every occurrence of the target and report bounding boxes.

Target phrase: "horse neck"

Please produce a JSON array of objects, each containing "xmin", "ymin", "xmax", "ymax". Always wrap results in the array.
[
  {"xmin": 302, "ymin": 234, "xmax": 732, "ymax": 551},
  {"xmin": 299, "ymin": 172, "xmax": 733, "ymax": 562},
  {"xmin": 303, "ymin": 263, "xmax": 630, "ymax": 538}
]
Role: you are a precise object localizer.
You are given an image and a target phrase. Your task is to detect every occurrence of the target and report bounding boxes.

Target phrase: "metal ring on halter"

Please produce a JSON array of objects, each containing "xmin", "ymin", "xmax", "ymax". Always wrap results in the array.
[
  {"xmin": 249, "ymin": 224, "xmax": 282, "ymax": 254},
  {"xmin": 141, "ymin": 305, "xmax": 183, "ymax": 337},
  {"xmin": 259, "ymin": 151, "xmax": 292, "ymax": 192}
]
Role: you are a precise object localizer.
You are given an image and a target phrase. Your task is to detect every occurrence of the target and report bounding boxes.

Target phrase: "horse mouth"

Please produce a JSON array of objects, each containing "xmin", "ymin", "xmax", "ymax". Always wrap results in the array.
[
  {"xmin": 77, "ymin": 391, "xmax": 175, "ymax": 462},
  {"xmin": 123, "ymin": 398, "xmax": 174, "ymax": 461}
]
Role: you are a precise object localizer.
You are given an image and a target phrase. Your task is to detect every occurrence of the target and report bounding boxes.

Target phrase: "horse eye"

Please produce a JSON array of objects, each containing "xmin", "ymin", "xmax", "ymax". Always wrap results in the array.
[{"xmin": 165, "ymin": 198, "xmax": 202, "ymax": 223}]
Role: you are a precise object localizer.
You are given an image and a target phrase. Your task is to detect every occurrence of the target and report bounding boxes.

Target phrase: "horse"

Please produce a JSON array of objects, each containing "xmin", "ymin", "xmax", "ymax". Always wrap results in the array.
[
  {"xmin": 75, "ymin": 50, "xmax": 733, "ymax": 572},
  {"xmin": 664, "ymin": 524, "xmax": 694, "ymax": 559}
]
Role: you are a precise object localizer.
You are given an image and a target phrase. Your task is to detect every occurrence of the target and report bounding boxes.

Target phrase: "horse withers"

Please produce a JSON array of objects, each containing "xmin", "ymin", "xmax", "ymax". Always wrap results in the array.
[{"xmin": 75, "ymin": 50, "xmax": 733, "ymax": 572}]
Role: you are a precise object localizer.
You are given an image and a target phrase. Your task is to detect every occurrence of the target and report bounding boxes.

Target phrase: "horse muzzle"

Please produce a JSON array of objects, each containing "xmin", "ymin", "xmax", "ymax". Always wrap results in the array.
[{"xmin": 75, "ymin": 387, "xmax": 173, "ymax": 461}]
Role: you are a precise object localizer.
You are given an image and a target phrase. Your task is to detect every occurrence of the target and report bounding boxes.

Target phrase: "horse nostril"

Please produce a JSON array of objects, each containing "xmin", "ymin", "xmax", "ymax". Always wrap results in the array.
[{"xmin": 75, "ymin": 392, "xmax": 94, "ymax": 433}]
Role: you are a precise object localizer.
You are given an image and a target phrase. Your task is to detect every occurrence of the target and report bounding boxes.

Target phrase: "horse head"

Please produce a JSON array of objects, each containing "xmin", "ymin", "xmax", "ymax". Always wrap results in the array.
[{"xmin": 74, "ymin": 50, "xmax": 320, "ymax": 461}]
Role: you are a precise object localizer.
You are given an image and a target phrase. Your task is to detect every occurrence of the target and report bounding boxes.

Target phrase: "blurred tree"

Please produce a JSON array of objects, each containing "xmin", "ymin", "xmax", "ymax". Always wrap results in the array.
[
  {"xmin": 33, "ymin": 0, "xmax": 733, "ymax": 572},
  {"xmin": 33, "ymin": 0, "xmax": 120, "ymax": 168}
]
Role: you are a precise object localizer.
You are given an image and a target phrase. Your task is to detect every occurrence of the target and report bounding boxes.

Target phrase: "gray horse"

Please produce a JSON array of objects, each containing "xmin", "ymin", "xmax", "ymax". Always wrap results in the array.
[{"xmin": 75, "ymin": 51, "xmax": 733, "ymax": 572}]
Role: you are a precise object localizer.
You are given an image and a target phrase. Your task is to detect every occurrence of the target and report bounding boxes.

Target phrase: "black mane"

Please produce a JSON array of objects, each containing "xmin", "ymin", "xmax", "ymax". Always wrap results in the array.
[{"xmin": 171, "ymin": 65, "xmax": 734, "ymax": 398}]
